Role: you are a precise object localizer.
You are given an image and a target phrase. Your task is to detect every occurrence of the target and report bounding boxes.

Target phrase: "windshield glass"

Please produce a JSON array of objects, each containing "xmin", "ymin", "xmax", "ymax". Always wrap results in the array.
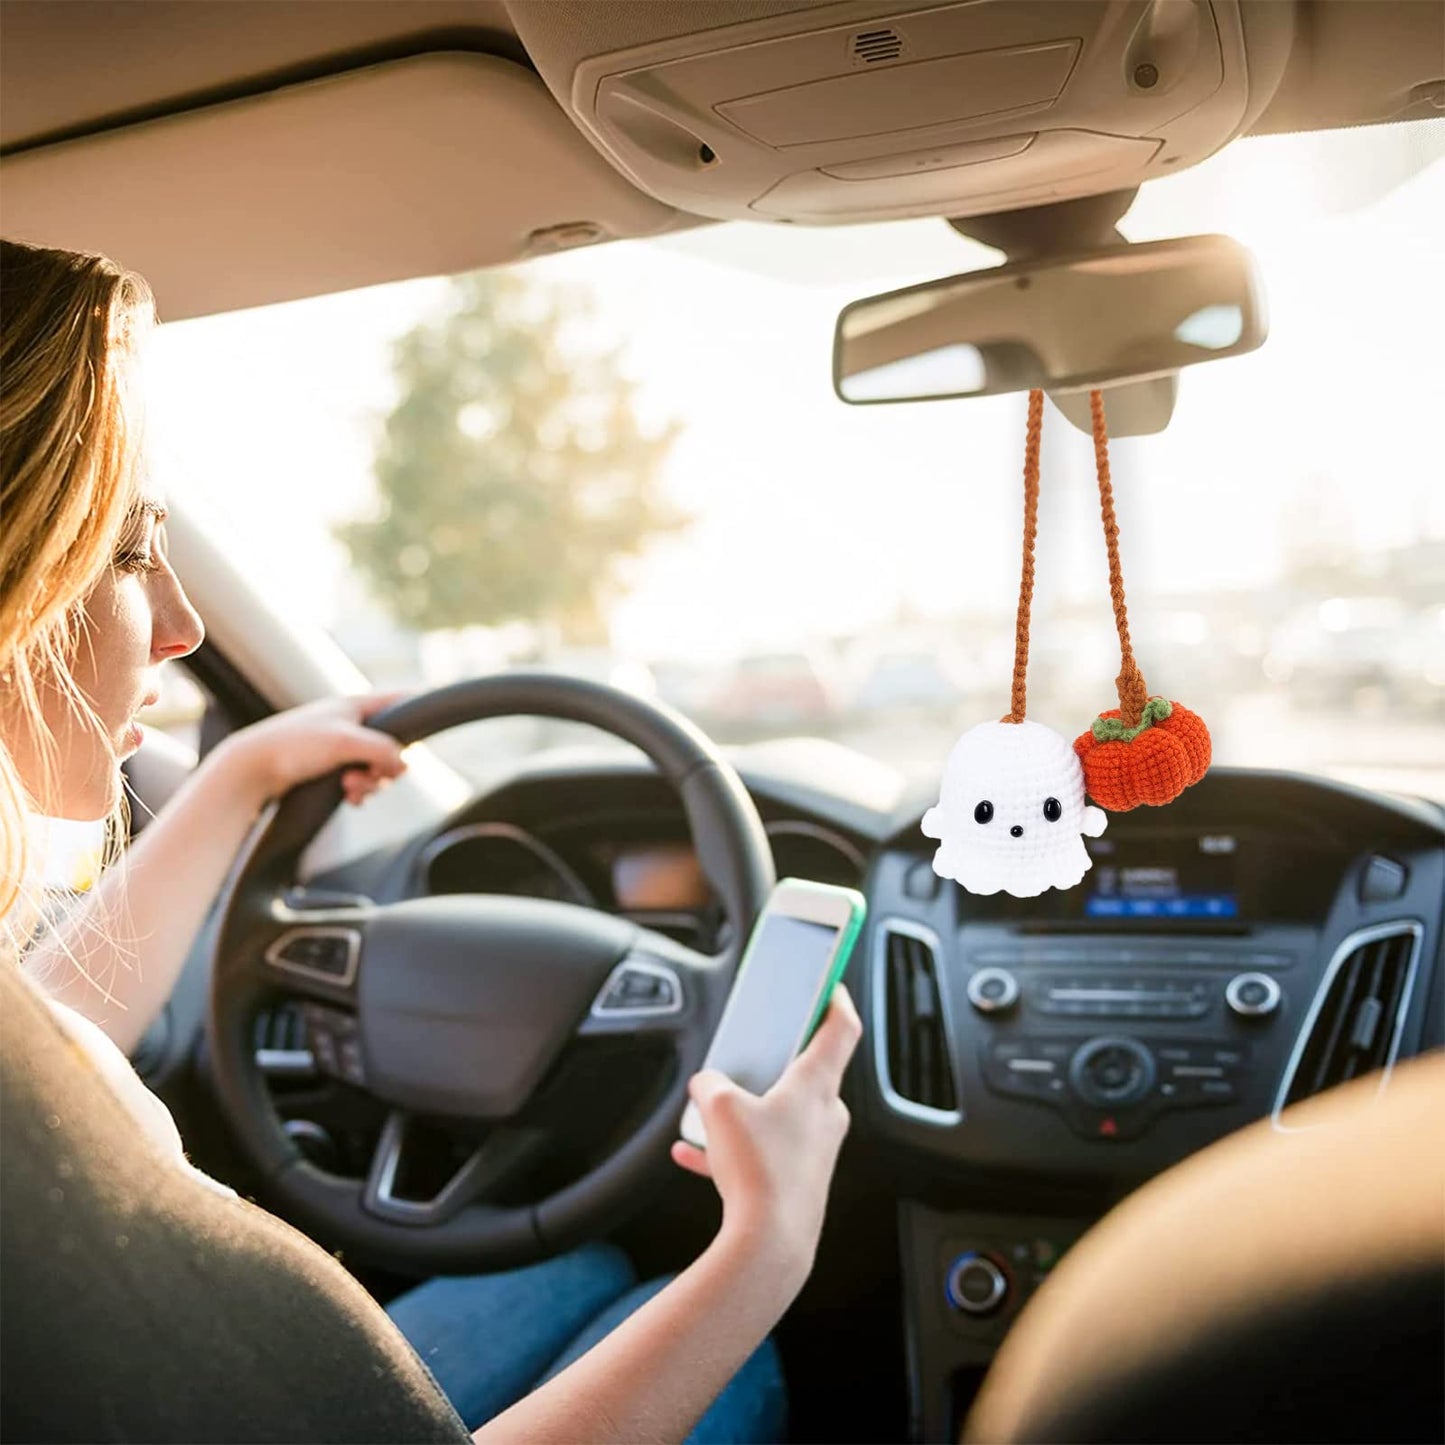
[{"xmin": 147, "ymin": 120, "xmax": 1445, "ymax": 800}]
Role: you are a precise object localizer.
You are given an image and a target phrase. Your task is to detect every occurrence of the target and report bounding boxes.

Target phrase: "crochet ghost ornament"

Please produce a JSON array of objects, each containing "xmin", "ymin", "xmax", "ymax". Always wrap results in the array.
[{"xmin": 923, "ymin": 719, "xmax": 1108, "ymax": 898}]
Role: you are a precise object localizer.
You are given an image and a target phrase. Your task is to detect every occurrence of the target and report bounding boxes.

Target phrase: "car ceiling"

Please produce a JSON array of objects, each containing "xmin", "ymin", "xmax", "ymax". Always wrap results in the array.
[{"xmin": 2, "ymin": 0, "xmax": 1442, "ymax": 319}]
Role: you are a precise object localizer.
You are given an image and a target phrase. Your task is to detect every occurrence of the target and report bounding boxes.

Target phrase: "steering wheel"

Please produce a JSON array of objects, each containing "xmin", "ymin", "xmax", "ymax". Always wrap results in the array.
[{"xmin": 207, "ymin": 674, "xmax": 774, "ymax": 1272}]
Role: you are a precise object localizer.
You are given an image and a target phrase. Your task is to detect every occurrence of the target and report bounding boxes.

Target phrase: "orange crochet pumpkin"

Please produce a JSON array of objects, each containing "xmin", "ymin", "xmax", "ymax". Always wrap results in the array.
[{"xmin": 1073, "ymin": 697, "xmax": 1211, "ymax": 811}]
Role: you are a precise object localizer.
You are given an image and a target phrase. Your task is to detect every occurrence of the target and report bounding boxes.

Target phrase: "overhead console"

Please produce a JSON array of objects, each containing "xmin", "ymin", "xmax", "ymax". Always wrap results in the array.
[{"xmin": 520, "ymin": 0, "xmax": 1296, "ymax": 223}]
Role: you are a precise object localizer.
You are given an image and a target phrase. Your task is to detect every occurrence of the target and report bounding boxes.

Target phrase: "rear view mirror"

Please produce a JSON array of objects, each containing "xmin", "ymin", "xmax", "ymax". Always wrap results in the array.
[{"xmin": 833, "ymin": 234, "xmax": 1266, "ymax": 405}]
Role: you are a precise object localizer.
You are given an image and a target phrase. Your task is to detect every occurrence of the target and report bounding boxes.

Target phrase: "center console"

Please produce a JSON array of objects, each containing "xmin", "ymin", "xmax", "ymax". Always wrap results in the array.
[
  {"xmin": 955, "ymin": 927, "xmax": 1303, "ymax": 1147},
  {"xmin": 899, "ymin": 1201, "xmax": 1091, "ymax": 1442},
  {"xmin": 869, "ymin": 909, "xmax": 1321, "ymax": 1176}
]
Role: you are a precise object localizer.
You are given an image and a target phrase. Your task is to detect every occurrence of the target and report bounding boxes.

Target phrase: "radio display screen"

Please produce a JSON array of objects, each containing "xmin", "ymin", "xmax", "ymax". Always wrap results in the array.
[
  {"xmin": 1084, "ymin": 833, "xmax": 1239, "ymax": 920},
  {"xmin": 937, "ymin": 817, "xmax": 1345, "ymax": 927}
]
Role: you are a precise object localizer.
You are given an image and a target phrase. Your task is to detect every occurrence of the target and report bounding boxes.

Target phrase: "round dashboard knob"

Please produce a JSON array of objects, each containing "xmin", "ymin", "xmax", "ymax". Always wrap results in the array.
[
  {"xmin": 1069, "ymin": 1036, "xmax": 1156, "ymax": 1107},
  {"xmin": 1226, "ymin": 971, "xmax": 1282, "ymax": 1018},
  {"xmin": 967, "ymin": 966, "xmax": 1021, "ymax": 1015},
  {"xmin": 945, "ymin": 1251, "xmax": 1009, "ymax": 1316}
]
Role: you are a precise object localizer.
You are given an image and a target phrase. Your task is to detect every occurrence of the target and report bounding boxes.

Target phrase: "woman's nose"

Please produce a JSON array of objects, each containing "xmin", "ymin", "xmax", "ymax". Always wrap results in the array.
[{"xmin": 152, "ymin": 570, "xmax": 205, "ymax": 662}]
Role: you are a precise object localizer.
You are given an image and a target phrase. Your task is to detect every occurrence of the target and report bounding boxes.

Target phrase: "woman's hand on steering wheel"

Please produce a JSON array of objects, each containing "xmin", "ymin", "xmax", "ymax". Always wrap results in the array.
[
  {"xmin": 671, "ymin": 985, "xmax": 862, "ymax": 1287},
  {"xmin": 208, "ymin": 694, "xmax": 410, "ymax": 811}
]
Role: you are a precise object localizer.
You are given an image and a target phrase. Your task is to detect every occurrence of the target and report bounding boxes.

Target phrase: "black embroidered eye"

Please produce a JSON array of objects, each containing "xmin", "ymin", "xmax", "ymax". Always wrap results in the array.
[
  {"xmin": 1043, "ymin": 797, "xmax": 1062, "ymax": 822},
  {"xmin": 974, "ymin": 801, "xmax": 994, "ymax": 824}
]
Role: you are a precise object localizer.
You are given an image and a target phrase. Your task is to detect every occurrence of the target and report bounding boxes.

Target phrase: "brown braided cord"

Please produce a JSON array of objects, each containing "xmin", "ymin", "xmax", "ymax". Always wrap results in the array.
[
  {"xmin": 1002, "ymin": 388, "xmax": 1045, "ymax": 724},
  {"xmin": 1090, "ymin": 388, "xmax": 1151, "ymax": 727}
]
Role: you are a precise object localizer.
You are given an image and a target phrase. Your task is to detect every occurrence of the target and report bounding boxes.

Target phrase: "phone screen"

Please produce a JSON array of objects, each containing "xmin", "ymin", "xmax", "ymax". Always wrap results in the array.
[{"xmin": 701, "ymin": 914, "xmax": 844, "ymax": 1096}]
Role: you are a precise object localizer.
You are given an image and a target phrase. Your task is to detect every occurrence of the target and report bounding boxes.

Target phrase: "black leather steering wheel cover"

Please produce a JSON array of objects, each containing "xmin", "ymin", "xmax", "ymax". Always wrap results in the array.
[{"xmin": 207, "ymin": 673, "xmax": 774, "ymax": 1270}]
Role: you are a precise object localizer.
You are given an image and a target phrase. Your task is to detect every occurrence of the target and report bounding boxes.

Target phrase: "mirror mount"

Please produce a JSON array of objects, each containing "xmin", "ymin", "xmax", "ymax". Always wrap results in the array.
[
  {"xmin": 1050, "ymin": 374, "xmax": 1178, "ymax": 437},
  {"xmin": 947, "ymin": 188, "xmax": 1137, "ymax": 262},
  {"xmin": 947, "ymin": 190, "xmax": 1175, "ymax": 436}
]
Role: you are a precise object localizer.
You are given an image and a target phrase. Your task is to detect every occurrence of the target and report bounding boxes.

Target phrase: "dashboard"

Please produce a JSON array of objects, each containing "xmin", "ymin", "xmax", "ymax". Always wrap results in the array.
[
  {"xmin": 229, "ymin": 745, "xmax": 1443, "ymax": 1443},
  {"xmin": 346, "ymin": 753, "xmax": 1441, "ymax": 1200}
]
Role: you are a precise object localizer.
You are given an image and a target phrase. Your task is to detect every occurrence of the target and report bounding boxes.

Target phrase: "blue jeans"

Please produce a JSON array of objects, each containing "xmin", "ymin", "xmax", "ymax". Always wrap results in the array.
[{"xmin": 387, "ymin": 1242, "xmax": 787, "ymax": 1442}]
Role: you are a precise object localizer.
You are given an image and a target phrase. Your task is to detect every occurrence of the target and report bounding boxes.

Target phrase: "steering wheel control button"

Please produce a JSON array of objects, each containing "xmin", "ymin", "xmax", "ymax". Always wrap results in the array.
[
  {"xmin": 266, "ymin": 927, "xmax": 360, "ymax": 988},
  {"xmin": 967, "ymin": 967, "xmax": 1021, "ymax": 1015},
  {"xmin": 592, "ymin": 959, "xmax": 683, "ymax": 1018},
  {"xmin": 337, "ymin": 1038, "xmax": 366, "ymax": 1087},
  {"xmin": 1226, "ymin": 972, "xmax": 1282, "ymax": 1018},
  {"xmin": 1068, "ymin": 1037, "xmax": 1156, "ymax": 1108},
  {"xmin": 302, "ymin": 1005, "xmax": 364, "ymax": 1085},
  {"xmin": 946, "ymin": 1251, "xmax": 1009, "ymax": 1316}
]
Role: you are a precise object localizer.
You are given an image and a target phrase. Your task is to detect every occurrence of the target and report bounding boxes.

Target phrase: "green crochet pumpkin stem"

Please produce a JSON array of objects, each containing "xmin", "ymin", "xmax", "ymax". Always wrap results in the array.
[{"xmin": 1092, "ymin": 695, "xmax": 1173, "ymax": 743}]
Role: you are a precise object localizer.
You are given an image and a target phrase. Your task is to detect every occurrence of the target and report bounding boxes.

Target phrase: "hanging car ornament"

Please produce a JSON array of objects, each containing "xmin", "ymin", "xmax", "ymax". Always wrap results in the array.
[
  {"xmin": 923, "ymin": 389, "xmax": 1210, "ymax": 899},
  {"xmin": 1071, "ymin": 389, "xmax": 1211, "ymax": 811}
]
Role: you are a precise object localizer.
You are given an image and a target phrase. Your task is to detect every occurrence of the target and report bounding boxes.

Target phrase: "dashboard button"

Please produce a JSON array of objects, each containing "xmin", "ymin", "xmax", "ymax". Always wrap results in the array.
[
  {"xmin": 968, "ymin": 967, "xmax": 1021, "ymax": 1015},
  {"xmin": 1226, "ymin": 972, "xmax": 1282, "ymax": 1018},
  {"xmin": 945, "ymin": 1252, "xmax": 1009, "ymax": 1316},
  {"xmin": 1064, "ymin": 1106, "xmax": 1150, "ymax": 1140},
  {"xmin": 1068, "ymin": 1037, "xmax": 1156, "ymax": 1107}
]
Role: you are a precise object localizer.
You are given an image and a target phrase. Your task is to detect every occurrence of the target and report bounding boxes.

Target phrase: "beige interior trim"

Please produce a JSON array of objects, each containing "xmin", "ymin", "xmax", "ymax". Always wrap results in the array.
[
  {"xmin": 1252, "ymin": 0, "xmax": 1445, "ymax": 133},
  {"xmin": 0, "ymin": 0, "xmax": 519, "ymax": 153},
  {"xmin": 0, "ymin": 52, "xmax": 681, "ymax": 321},
  {"xmin": 163, "ymin": 511, "xmax": 368, "ymax": 709}
]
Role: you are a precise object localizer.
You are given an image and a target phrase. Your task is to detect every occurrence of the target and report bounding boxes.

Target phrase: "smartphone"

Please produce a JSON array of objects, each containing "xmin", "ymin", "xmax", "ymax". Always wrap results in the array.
[{"xmin": 679, "ymin": 878, "xmax": 866, "ymax": 1150}]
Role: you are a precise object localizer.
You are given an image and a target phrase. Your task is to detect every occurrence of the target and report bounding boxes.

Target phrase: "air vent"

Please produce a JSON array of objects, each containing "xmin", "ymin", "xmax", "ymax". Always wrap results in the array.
[
  {"xmin": 852, "ymin": 27, "xmax": 904, "ymax": 64},
  {"xmin": 876, "ymin": 923, "xmax": 959, "ymax": 1122},
  {"xmin": 1278, "ymin": 924, "xmax": 1422, "ymax": 1114},
  {"xmin": 254, "ymin": 1000, "xmax": 314, "ymax": 1077}
]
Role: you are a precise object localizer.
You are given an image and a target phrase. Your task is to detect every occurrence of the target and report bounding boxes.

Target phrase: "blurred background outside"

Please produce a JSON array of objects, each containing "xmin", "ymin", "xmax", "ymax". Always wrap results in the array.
[{"xmin": 141, "ymin": 119, "xmax": 1445, "ymax": 801}]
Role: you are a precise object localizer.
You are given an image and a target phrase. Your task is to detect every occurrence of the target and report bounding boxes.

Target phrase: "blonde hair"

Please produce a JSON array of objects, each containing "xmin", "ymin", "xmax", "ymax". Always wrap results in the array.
[{"xmin": 1, "ymin": 239, "xmax": 155, "ymax": 944}]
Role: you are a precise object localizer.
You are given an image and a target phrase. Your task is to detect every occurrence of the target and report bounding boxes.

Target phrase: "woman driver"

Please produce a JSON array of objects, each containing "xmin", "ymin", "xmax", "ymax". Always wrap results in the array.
[{"xmin": 0, "ymin": 238, "xmax": 860, "ymax": 1443}]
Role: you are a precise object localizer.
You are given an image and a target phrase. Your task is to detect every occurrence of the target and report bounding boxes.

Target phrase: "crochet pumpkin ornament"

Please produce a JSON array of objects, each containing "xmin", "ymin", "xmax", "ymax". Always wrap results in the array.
[
  {"xmin": 1072, "ymin": 389, "xmax": 1211, "ymax": 811},
  {"xmin": 922, "ymin": 389, "xmax": 1210, "ymax": 899}
]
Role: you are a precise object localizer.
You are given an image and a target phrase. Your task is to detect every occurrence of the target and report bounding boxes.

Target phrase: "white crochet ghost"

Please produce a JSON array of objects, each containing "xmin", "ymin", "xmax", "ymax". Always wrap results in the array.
[{"xmin": 922, "ymin": 719, "xmax": 1108, "ymax": 898}]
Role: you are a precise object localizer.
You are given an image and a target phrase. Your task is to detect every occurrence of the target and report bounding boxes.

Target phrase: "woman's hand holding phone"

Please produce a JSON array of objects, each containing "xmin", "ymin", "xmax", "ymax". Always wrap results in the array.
[
  {"xmin": 671, "ymin": 985, "xmax": 862, "ymax": 1289},
  {"xmin": 477, "ymin": 986, "xmax": 862, "ymax": 1445}
]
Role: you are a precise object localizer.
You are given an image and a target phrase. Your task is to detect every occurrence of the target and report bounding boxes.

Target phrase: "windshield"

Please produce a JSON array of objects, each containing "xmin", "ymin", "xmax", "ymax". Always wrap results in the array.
[{"xmin": 147, "ymin": 121, "xmax": 1445, "ymax": 801}]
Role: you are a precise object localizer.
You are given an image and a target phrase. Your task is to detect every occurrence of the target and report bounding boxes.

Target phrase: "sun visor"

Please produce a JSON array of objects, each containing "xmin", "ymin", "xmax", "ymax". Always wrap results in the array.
[
  {"xmin": 523, "ymin": 0, "xmax": 1295, "ymax": 224},
  {"xmin": 0, "ymin": 54, "xmax": 683, "ymax": 320}
]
